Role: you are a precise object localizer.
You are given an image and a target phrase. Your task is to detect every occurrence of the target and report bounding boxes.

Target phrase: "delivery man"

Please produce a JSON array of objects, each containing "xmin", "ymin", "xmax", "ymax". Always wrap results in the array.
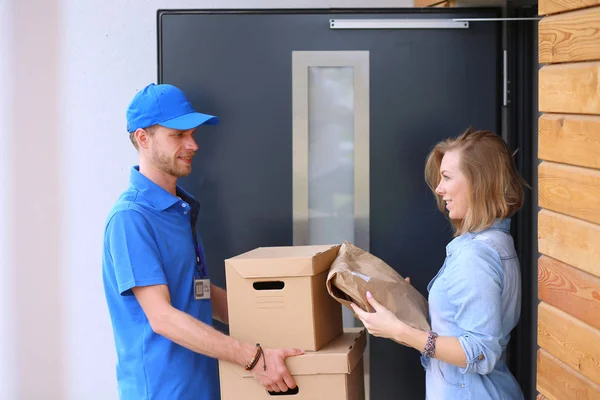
[{"xmin": 102, "ymin": 83, "xmax": 303, "ymax": 399}]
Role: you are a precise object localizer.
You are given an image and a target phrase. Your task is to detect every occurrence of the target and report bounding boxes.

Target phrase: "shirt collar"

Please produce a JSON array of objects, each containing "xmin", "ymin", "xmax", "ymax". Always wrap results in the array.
[
  {"xmin": 130, "ymin": 166, "xmax": 200, "ymax": 213},
  {"xmin": 446, "ymin": 218, "xmax": 511, "ymax": 256}
]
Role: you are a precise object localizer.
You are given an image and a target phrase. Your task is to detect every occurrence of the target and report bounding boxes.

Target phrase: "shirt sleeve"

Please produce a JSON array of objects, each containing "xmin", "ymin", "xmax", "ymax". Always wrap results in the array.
[
  {"xmin": 446, "ymin": 240, "xmax": 504, "ymax": 375},
  {"xmin": 106, "ymin": 209, "xmax": 167, "ymax": 296}
]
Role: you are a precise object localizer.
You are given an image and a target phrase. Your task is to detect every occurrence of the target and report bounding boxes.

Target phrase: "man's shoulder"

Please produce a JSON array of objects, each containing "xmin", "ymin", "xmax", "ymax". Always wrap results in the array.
[{"xmin": 105, "ymin": 187, "xmax": 153, "ymax": 226}]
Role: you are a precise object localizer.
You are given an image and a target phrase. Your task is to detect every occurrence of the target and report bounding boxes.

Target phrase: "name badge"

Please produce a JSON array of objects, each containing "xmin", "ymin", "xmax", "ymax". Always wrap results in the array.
[{"xmin": 194, "ymin": 278, "xmax": 211, "ymax": 300}]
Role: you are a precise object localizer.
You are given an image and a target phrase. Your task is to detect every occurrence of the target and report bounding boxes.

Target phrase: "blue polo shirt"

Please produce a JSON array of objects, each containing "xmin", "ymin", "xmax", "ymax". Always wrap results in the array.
[{"xmin": 102, "ymin": 166, "xmax": 219, "ymax": 400}]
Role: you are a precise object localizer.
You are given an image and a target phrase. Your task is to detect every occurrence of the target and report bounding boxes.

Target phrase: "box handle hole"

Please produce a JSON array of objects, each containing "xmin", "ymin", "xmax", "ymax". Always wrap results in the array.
[
  {"xmin": 253, "ymin": 281, "xmax": 285, "ymax": 291},
  {"xmin": 268, "ymin": 386, "xmax": 299, "ymax": 396}
]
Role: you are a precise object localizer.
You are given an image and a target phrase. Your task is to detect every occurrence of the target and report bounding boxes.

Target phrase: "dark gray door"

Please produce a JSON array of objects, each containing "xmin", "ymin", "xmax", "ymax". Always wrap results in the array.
[{"xmin": 159, "ymin": 8, "xmax": 501, "ymax": 399}]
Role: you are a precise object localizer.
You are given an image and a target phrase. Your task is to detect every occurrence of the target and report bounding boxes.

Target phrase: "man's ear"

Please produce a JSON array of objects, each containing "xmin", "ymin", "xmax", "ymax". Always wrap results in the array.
[{"xmin": 135, "ymin": 128, "xmax": 150, "ymax": 149}]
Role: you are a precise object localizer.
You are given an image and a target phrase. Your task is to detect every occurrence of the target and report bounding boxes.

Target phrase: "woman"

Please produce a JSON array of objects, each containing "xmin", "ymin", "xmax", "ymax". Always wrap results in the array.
[{"xmin": 352, "ymin": 128, "xmax": 527, "ymax": 399}]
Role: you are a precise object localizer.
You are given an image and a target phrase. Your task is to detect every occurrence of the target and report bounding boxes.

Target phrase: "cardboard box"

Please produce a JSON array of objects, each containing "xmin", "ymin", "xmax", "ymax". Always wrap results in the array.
[
  {"xmin": 225, "ymin": 244, "xmax": 343, "ymax": 351},
  {"xmin": 219, "ymin": 328, "xmax": 366, "ymax": 400}
]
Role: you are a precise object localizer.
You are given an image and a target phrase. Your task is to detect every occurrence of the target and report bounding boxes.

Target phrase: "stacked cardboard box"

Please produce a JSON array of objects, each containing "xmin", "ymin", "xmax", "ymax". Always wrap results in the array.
[{"xmin": 219, "ymin": 244, "xmax": 366, "ymax": 399}]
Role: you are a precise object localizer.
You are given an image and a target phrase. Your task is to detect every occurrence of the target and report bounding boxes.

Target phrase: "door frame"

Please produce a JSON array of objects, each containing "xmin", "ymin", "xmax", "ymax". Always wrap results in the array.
[{"xmin": 157, "ymin": 6, "xmax": 536, "ymax": 396}]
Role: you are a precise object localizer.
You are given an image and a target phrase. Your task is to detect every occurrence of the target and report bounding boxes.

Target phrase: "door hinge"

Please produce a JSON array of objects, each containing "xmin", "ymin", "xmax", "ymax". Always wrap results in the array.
[{"xmin": 503, "ymin": 50, "xmax": 509, "ymax": 107}]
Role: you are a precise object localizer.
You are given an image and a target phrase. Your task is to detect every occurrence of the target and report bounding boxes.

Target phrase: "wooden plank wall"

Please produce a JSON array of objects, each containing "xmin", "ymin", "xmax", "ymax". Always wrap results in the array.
[
  {"xmin": 414, "ymin": 0, "xmax": 456, "ymax": 6},
  {"xmin": 537, "ymin": 1, "xmax": 600, "ymax": 399}
]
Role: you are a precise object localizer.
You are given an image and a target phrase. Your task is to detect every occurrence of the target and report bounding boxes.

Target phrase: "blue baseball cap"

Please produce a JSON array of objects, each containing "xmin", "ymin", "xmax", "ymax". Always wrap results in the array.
[{"xmin": 126, "ymin": 83, "xmax": 220, "ymax": 133}]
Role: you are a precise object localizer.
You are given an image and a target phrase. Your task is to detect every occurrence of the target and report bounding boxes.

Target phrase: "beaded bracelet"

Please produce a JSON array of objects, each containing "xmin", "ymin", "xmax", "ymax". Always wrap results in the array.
[
  {"xmin": 423, "ymin": 331, "xmax": 438, "ymax": 358},
  {"xmin": 245, "ymin": 343, "xmax": 266, "ymax": 371}
]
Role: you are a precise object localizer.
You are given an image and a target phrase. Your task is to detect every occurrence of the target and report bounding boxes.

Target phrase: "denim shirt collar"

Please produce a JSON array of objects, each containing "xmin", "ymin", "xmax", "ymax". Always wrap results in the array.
[
  {"xmin": 446, "ymin": 218, "xmax": 511, "ymax": 256},
  {"xmin": 129, "ymin": 166, "xmax": 200, "ymax": 213}
]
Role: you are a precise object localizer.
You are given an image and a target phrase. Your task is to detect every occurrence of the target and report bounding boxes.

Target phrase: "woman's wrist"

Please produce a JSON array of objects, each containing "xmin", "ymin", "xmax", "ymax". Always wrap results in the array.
[
  {"xmin": 422, "ymin": 331, "xmax": 439, "ymax": 358},
  {"xmin": 396, "ymin": 323, "xmax": 428, "ymax": 352},
  {"xmin": 393, "ymin": 320, "xmax": 415, "ymax": 344}
]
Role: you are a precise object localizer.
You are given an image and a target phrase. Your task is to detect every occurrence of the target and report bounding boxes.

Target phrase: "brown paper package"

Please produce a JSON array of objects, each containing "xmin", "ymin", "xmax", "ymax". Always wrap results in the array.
[{"xmin": 326, "ymin": 241, "xmax": 431, "ymax": 334}]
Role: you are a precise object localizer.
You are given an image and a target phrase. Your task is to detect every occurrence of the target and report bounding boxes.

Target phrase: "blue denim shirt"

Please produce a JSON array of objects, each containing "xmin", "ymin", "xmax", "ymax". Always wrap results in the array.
[{"xmin": 421, "ymin": 219, "xmax": 524, "ymax": 400}]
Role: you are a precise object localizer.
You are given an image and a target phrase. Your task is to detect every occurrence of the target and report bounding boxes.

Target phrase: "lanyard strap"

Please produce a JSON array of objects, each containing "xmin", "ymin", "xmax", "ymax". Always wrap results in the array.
[{"xmin": 190, "ymin": 222, "xmax": 208, "ymax": 278}]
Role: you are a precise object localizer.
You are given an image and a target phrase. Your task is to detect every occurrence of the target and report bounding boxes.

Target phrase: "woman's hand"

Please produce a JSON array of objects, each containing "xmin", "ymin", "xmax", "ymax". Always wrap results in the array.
[{"xmin": 351, "ymin": 291, "xmax": 409, "ymax": 341}]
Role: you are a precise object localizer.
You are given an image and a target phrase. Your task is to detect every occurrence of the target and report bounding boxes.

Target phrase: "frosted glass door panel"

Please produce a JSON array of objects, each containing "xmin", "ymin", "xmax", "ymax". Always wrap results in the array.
[
  {"xmin": 308, "ymin": 67, "xmax": 355, "ymax": 245},
  {"xmin": 292, "ymin": 51, "xmax": 369, "ymax": 252}
]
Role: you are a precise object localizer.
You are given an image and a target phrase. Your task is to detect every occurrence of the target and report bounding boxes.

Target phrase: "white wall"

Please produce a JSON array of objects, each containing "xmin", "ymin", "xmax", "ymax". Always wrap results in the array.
[
  {"xmin": 1, "ymin": 1, "xmax": 414, "ymax": 399},
  {"xmin": 0, "ymin": 2, "xmax": 16, "ymax": 398},
  {"xmin": 2, "ymin": 1, "xmax": 64, "ymax": 399}
]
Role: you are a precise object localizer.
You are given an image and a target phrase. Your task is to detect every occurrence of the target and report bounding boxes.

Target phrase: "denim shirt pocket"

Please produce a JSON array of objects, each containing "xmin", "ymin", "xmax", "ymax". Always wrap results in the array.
[{"xmin": 435, "ymin": 359, "xmax": 466, "ymax": 390}]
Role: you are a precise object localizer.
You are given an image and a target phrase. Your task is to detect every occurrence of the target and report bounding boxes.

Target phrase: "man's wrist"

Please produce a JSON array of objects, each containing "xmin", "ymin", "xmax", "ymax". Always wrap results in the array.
[
  {"xmin": 234, "ymin": 341, "xmax": 258, "ymax": 367},
  {"xmin": 244, "ymin": 344, "xmax": 264, "ymax": 371}
]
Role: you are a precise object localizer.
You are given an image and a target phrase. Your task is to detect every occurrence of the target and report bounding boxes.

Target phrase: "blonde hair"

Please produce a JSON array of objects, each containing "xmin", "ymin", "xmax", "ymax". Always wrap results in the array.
[{"xmin": 424, "ymin": 128, "xmax": 528, "ymax": 236}]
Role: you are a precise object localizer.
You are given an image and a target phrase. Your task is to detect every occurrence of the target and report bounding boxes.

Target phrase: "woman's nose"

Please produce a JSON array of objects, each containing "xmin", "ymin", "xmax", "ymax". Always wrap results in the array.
[{"xmin": 435, "ymin": 182, "xmax": 444, "ymax": 195}]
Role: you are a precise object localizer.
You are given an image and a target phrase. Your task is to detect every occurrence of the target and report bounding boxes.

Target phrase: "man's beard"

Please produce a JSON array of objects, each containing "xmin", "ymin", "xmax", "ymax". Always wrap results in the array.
[{"xmin": 151, "ymin": 146, "xmax": 193, "ymax": 178}]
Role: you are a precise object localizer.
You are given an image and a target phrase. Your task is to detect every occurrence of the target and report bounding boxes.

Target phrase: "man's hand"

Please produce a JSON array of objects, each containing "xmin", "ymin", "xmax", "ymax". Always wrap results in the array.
[
  {"xmin": 250, "ymin": 348, "xmax": 304, "ymax": 393},
  {"xmin": 210, "ymin": 284, "xmax": 228, "ymax": 324}
]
